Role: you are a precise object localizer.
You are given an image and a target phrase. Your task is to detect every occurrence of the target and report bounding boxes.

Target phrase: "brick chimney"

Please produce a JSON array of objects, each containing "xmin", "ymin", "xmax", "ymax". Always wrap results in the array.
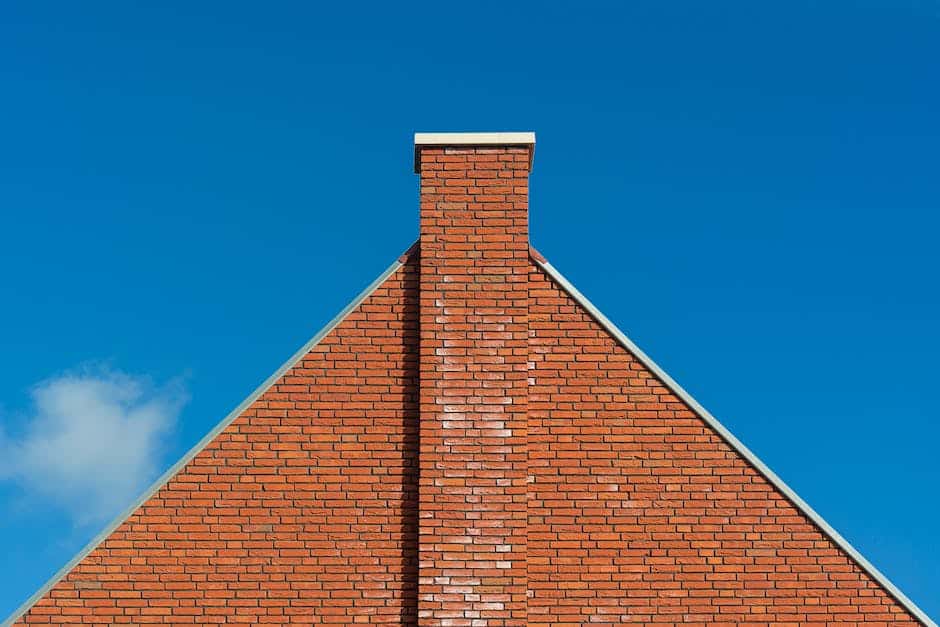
[{"xmin": 415, "ymin": 132, "xmax": 535, "ymax": 625}]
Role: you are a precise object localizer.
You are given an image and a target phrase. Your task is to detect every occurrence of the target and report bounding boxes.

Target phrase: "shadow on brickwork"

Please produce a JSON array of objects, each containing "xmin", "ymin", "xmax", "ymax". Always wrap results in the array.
[{"xmin": 400, "ymin": 257, "xmax": 419, "ymax": 625}]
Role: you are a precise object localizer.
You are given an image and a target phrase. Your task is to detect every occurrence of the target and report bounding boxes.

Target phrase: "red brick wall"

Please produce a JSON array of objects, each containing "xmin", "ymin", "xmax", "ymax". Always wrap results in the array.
[
  {"xmin": 14, "ymin": 255, "xmax": 921, "ymax": 626},
  {"xmin": 416, "ymin": 145, "xmax": 530, "ymax": 625},
  {"xmin": 17, "ymin": 258, "xmax": 420, "ymax": 625},
  {"xmin": 13, "ymin": 141, "xmax": 923, "ymax": 626},
  {"xmin": 527, "ymin": 263, "xmax": 917, "ymax": 625}
]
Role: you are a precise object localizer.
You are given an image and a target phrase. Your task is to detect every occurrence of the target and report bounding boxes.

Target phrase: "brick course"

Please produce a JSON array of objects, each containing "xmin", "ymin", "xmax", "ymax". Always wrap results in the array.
[{"xmin": 12, "ymin": 136, "xmax": 924, "ymax": 625}]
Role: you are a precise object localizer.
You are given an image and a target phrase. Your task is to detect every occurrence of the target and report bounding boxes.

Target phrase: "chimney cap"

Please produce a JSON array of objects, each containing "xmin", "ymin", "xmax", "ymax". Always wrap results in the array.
[{"xmin": 414, "ymin": 131, "xmax": 536, "ymax": 173}]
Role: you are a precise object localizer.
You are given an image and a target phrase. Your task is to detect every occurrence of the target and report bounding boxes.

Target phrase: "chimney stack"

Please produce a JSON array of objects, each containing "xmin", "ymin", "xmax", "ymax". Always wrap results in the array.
[{"xmin": 415, "ymin": 132, "xmax": 534, "ymax": 625}]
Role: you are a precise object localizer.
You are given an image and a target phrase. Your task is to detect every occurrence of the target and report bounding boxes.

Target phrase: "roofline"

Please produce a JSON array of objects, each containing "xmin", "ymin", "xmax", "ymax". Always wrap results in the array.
[
  {"xmin": 4, "ymin": 242, "xmax": 932, "ymax": 626},
  {"xmin": 2, "ymin": 250, "xmax": 411, "ymax": 627},
  {"xmin": 531, "ymin": 255, "xmax": 935, "ymax": 627}
]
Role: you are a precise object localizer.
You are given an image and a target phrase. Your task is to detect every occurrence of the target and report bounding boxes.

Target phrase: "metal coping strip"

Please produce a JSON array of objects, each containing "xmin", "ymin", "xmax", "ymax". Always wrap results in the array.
[
  {"xmin": 2, "ymin": 254, "xmax": 408, "ymax": 626},
  {"xmin": 532, "ymin": 257, "xmax": 934, "ymax": 627},
  {"xmin": 4, "ymin": 246, "xmax": 932, "ymax": 626}
]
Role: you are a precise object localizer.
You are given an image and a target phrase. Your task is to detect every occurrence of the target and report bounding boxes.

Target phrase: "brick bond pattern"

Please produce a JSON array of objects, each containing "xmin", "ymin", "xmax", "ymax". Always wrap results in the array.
[
  {"xmin": 15, "ymin": 144, "xmax": 920, "ymax": 625},
  {"xmin": 15, "ymin": 257, "xmax": 920, "ymax": 626}
]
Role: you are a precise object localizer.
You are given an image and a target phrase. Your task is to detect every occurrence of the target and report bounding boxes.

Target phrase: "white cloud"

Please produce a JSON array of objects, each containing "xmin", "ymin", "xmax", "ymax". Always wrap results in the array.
[{"xmin": 0, "ymin": 368, "xmax": 188, "ymax": 525}]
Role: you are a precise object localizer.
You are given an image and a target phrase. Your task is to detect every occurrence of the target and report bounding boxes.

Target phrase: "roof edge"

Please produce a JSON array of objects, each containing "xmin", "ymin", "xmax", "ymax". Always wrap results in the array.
[
  {"xmin": 531, "ymin": 254, "xmax": 935, "ymax": 627},
  {"xmin": 2, "ymin": 247, "xmax": 413, "ymax": 627},
  {"xmin": 4, "ymin": 242, "xmax": 931, "ymax": 626}
]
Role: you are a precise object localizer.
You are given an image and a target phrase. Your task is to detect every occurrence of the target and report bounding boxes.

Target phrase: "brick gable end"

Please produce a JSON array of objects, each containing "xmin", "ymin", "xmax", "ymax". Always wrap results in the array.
[
  {"xmin": 16, "ymin": 258, "xmax": 920, "ymax": 625},
  {"xmin": 10, "ymin": 131, "xmax": 927, "ymax": 626}
]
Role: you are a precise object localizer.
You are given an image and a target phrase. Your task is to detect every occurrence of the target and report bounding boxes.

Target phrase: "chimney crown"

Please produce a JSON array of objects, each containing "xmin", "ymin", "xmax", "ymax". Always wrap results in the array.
[{"xmin": 413, "ymin": 131, "xmax": 536, "ymax": 173}]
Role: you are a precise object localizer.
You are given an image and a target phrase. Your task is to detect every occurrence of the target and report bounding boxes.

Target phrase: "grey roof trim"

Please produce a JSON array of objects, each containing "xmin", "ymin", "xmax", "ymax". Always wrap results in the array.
[
  {"xmin": 3, "ymin": 243, "xmax": 931, "ymax": 626},
  {"xmin": 2, "ymin": 253, "xmax": 408, "ymax": 627},
  {"xmin": 532, "ymin": 257, "xmax": 935, "ymax": 627}
]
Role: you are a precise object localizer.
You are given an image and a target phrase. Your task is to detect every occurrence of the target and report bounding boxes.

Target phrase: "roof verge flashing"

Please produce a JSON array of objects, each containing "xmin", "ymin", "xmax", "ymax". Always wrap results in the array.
[
  {"xmin": 532, "ymin": 255, "xmax": 934, "ymax": 627},
  {"xmin": 2, "ymin": 249, "xmax": 411, "ymax": 627}
]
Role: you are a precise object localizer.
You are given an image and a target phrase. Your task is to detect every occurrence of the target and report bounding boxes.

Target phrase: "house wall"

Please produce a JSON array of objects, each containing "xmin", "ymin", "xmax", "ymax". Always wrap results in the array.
[
  {"xmin": 527, "ymin": 263, "xmax": 917, "ymax": 625},
  {"xmin": 13, "ymin": 255, "xmax": 922, "ymax": 626},
  {"xmin": 11, "ymin": 134, "xmax": 924, "ymax": 626},
  {"xmin": 17, "ymin": 259, "xmax": 420, "ymax": 625}
]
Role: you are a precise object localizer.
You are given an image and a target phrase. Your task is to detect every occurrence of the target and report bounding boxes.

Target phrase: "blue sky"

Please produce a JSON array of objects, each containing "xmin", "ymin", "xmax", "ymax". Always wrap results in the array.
[{"xmin": 1, "ymin": 1, "xmax": 938, "ymax": 620}]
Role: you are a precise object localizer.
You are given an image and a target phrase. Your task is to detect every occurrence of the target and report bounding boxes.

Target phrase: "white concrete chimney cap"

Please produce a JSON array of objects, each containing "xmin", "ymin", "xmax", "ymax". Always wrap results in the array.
[{"xmin": 414, "ymin": 132, "xmax": 536, "ymax": 173}]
